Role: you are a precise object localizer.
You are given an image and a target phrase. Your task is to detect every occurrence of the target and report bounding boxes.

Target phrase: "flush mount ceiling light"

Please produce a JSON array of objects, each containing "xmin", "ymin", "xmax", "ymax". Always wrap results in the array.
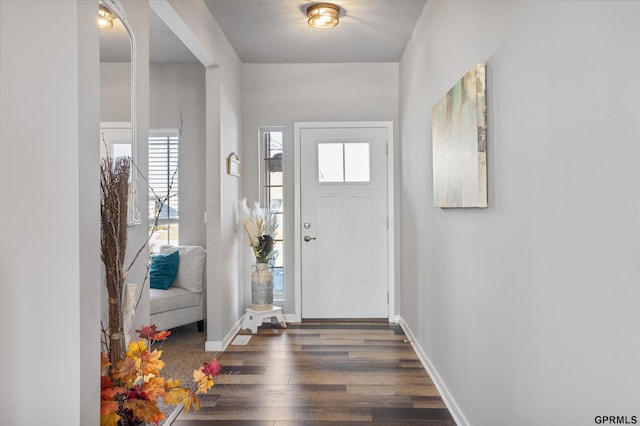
[
  {"xmin": 306, "ymin": 3, "xmax": 340, "ymax": 29},
  {"xmin": 98, "ymin": 4, "xmax": 114, "ymax": 29}
]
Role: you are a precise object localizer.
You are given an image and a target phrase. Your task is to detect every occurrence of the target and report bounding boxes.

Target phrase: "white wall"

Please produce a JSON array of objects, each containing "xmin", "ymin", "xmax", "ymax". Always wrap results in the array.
[
  {"xmin": 242, "ymin": 63, "xmax": 399, "ymax": 316},
  {"xmin": 151, "ymin": 0, "xmax": 243, "ymax": 347},
  {"xmin": 399, "ymin": 1, "xmax": 640, "ymax": 424},
  {"xmin": 0, "ymin": 1, "xmax": 100, "ymax": 423},
  {"xmin": 150, "ymin": 63, "xmax": 206, "ymax": 247}
]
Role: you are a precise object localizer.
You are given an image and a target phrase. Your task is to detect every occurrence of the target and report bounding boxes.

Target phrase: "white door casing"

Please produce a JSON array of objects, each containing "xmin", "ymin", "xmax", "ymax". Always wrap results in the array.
[{"xmin": 294, "ymin": 122, "xmax": 394, "ymax": 319}]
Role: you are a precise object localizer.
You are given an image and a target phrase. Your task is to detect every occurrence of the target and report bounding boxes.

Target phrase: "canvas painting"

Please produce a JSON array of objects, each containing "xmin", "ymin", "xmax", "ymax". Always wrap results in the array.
[{"xmin": 432, "ymin": 63, "xmax": 487, "ymax": 208}]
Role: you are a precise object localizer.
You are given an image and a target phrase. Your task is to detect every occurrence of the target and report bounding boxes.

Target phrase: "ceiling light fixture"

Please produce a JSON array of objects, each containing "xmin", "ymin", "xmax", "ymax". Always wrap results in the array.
[
  {"xmin": 98, "ymin": 4, "xmax": 114, "ymax": 29},
  {"xmin": 306, "ymin": 3, "xmax": 340, "ymax": 29}
]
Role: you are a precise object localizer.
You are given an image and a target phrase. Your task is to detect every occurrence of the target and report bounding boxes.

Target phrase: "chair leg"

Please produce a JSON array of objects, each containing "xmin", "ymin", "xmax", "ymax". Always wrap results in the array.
[{"xmin": 197, "ymin": 320, "xmax": 204, "ymax": 332}]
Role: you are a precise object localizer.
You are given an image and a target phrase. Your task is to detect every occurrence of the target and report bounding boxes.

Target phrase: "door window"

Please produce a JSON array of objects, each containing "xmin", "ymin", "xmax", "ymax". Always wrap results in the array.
[{"xmin": 318, "ymin": 142, "xmax": 370, "ymax": 183}]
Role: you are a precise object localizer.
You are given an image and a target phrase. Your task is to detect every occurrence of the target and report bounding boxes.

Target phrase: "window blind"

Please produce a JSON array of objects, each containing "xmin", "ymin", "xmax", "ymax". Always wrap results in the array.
[{"xmin": 148, "ymin": 134, "xmax": 179, "ymax": 220}]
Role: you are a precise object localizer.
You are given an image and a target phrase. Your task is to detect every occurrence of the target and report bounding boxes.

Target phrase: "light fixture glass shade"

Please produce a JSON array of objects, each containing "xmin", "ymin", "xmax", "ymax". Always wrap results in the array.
[
  {"xmin": 307, "ymin": 3, "xmax": 340, "ymax": 29},
  {"xmin": 98, "ymin": 5, "xmax": 114, "ymax": 29}
]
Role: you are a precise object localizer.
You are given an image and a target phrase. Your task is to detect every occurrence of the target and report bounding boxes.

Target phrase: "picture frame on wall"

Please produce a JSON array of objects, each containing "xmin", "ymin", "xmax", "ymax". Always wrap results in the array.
[
  {"xmin": 227, "ymin": 152, "xmax": 240, "ymax": 177},
  {"xmin": 432, "ymin": 63, "xmax": 487, "ymax": 208}
]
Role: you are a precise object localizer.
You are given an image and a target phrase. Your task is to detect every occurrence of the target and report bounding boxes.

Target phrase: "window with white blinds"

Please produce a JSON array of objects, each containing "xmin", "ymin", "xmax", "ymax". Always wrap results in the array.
[
  {"xmin": 148, "ymin": 130, "xmax": 180, "ymax": 249},
  {"xmin": 148, "ymin": 132, "xmax": 179, "ymax": 221}
]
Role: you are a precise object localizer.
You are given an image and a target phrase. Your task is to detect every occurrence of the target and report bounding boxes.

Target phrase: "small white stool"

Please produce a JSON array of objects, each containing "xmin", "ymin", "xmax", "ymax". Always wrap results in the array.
[{"xmin": 241, "ymin": 306, "xmax": 286, "ymax": 333}]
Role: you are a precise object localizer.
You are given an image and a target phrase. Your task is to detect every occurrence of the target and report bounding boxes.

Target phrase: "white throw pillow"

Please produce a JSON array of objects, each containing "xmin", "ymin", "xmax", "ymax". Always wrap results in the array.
[{"xmin": 159, "ymin": 245, "xmax": 205, "ymax": 293}]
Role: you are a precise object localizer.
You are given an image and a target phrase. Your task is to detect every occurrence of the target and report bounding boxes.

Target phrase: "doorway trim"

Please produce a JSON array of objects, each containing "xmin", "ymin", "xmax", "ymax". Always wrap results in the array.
[{"xmin": 293, "ymin": 121, "xmax": 395, "ymax": 322}]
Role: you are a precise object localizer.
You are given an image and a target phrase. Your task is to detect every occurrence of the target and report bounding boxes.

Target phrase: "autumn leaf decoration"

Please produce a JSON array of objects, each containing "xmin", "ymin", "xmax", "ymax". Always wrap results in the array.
[{"xmin": 100, "ymin": 325, "xmax": 220, "ymax": 426}]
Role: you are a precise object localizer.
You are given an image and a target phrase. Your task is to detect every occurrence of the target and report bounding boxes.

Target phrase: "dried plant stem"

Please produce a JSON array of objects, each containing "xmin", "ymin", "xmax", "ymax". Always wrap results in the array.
[
  {"xmin": 101, "ymin": 155, "xmax": 130, "ymax": 367},
  {"xmin": 129, "ymin": 158, "xmax": 179, "ymax": 311}
]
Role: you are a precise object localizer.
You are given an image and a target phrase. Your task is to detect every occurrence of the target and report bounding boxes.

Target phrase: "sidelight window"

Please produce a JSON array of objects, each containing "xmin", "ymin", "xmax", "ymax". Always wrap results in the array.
[{"xmin": 261, "ymin": 128, "xmax": 285, "ymax": 298}]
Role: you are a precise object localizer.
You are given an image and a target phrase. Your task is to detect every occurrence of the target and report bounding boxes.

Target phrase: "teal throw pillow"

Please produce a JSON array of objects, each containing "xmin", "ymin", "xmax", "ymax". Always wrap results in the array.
[{"xmin": 150, "ymin": 250, "xmax": 179, "ymax": 290}]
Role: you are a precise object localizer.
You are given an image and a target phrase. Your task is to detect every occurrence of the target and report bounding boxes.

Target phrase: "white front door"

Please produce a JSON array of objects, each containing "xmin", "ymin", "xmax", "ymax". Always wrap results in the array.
[{"xmin": 299, "ymin": 124, "xmax": 390, "ymax": 318}]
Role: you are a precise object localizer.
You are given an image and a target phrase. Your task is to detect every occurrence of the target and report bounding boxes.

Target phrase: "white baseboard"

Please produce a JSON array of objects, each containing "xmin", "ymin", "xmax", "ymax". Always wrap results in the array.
[
  {"xmin": 163, "ymin": 403, "xmax": 184, "ymax": 426},
  {"xmin": 204, "ymin": 339, "xmax": 223, "ymax": 352},
  {"xmin": 285, "ymin": 314, "xmax": 395, "ymax": 323},
  {"xmin": 204, "ymin": 316, "xmax": 243, "ymax": 352},
  {"xmin": 284, "ymin": 313, "xmax": 300, "ymax": 323},
  {"xmin": 205, "ymin": 310, "xmax": 298, "ymax": 351},
  {"xmin": 397, "ymin": 316, "xmax": 469, "ymax": 426}
]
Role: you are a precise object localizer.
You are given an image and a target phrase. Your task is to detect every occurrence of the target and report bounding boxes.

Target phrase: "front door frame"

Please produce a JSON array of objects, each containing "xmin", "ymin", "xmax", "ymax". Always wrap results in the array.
[{"xmin": 293, "ymin": 121, "xmax": 395, "ymax": 322}]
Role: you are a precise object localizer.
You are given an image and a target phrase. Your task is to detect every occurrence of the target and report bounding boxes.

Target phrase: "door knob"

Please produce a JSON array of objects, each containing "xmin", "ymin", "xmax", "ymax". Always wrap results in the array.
[{"xmin": 304, "ymin": 235, "xmax": 317, "ymax": 242}]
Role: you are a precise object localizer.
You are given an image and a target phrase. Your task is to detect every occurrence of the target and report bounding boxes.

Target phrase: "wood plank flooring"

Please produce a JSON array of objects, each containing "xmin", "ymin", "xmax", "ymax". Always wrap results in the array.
[{"xmin": 173, "ymin": 321, "xmax": 455, "ymax": 425}]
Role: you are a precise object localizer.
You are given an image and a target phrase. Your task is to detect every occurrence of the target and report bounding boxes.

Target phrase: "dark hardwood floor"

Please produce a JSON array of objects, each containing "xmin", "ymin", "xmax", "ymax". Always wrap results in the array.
[{"xmin": 173, "ymin": 320, "xmax": 456, "ymax": 425}]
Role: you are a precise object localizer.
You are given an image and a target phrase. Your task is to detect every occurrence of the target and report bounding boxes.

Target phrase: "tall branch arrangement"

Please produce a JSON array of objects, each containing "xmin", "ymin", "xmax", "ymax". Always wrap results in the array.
[
  {"xmin": 99, "ymin": 152, "xmax": 177, "ymax": 365},
  {"xmin": 99, "ymin": 112, "xmax": 219, "ymax": 425},
  {"xmin": 130, "ymin": 110, "xmax": 182, "ymax": 310},
  {"xmin": 128, "ymin": 148, "xmax": 179, "ymax": 312},
  {"xmin": 100, "ymin": 155, "xmax": 131, "ymax": 367},
  {"xmin": 101, "ymin": 111, "xmax": 183, "ymax": 365}
]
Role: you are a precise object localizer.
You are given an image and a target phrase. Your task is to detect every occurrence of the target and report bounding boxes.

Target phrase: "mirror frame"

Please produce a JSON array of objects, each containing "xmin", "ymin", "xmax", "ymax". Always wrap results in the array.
[{"xmin": 101, "ymin": 0, "xmax": 140, "ymax": 225}]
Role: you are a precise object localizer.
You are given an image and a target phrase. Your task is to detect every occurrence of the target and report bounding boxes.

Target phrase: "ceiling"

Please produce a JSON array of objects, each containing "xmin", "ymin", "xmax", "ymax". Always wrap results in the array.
[
  {"xmin": 99, "ymin": 8, "xmax": 202, "ymax": 63},
  {"xmin": 201, "ymin": 0, "xmax": 427, "ymax": 63},
  {"xmin": 101, "ymin": 0, "xmax": 427, "ymax": 64}
]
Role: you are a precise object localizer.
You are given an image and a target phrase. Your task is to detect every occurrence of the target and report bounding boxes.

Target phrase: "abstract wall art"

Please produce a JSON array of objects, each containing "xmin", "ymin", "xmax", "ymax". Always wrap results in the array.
[{"xmin": 432, "ymin": 63, "xmax": 487, "ymax": 208}]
